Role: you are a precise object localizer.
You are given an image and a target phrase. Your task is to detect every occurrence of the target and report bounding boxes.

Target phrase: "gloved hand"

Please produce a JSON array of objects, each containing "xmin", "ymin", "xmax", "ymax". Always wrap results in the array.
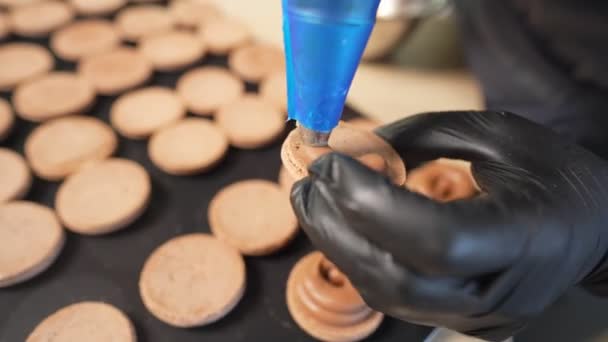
[{"xmin": 290, "ymin": 111, "xmax": 608, "ymax": 341}]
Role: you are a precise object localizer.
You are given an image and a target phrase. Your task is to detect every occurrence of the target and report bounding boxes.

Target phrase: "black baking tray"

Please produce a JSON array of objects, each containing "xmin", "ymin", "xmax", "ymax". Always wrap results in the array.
[{"xmin": 2, "ymin": 8, "xmax": 608, "ymax": 342}]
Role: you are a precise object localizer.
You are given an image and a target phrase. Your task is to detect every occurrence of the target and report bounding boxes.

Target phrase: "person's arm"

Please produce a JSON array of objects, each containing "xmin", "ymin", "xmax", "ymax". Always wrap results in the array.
[
  {"xmin": 291, "ymin": 111, "xmax": 608, "ymax": 341},
  {"xmin": 453, "ymin": 0, "xmax": 608, "ymax": 157}
]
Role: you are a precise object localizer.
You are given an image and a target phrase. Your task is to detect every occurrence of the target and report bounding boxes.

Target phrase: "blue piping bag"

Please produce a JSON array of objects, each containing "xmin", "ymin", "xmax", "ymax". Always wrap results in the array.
[{"xmin": 282, "ymin": 0, "xmax": 380, "ymax": 144}]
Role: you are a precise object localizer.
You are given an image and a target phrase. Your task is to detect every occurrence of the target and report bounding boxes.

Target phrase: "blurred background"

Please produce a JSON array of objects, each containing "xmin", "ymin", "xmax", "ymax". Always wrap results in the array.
[{"xmin": 206, "ymin": 0, "xmax": 483, "ymax": 123}]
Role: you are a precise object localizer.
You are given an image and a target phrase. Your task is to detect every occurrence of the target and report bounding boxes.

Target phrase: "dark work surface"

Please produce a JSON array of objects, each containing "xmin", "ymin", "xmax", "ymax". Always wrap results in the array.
[
  {"xmin": 0, "ymin": 23, "xmax": 433, "ymax": 341},
  {"xmin": 2, "ymin": 11, "xmax": 608, "ymax": 342}
]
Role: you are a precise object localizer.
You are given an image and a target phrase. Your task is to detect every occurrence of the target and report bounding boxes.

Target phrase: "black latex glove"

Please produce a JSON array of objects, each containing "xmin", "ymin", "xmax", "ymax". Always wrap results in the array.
[{"xmin": 290, "ymin": 111, "xmax": 608, "ymax": 341}]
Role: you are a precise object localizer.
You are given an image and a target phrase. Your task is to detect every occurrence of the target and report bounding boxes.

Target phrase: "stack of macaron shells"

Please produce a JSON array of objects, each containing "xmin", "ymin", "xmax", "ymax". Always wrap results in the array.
[{"xmin": 0, "ymin": 0, "xmax": 321, "ymax": 338}]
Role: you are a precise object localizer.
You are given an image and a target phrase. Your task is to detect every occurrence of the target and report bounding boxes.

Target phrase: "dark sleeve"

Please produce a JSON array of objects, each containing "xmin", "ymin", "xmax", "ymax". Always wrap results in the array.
[
  {"xmin": 581, "ymin": 257, "xmax": 608, "ymax": 297},
  {"xmin": 452, "ymin": 0, "xmax": 608, "ymax": 158}
]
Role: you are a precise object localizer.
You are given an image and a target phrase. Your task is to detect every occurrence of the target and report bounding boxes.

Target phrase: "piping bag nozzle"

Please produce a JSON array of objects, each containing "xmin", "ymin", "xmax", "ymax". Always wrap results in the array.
[{"xmin": 282, "ymin": 0, "xmax": 381, "ymax": 146}]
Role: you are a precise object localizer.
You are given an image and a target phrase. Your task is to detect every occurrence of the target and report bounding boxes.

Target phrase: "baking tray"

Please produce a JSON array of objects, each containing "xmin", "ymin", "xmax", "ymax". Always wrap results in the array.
[
  {"xmin": 2, "ymin": 12, "xmax": 608, "ymax": 342},
  {"xmin": 0, "ymin": 29, "xmax": 434, "ymax": 341}
]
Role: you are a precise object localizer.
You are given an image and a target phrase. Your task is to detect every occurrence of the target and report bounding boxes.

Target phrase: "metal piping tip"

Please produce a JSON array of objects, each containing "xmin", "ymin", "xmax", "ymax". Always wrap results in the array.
[{"xmin": 298, "ymin": 125, "xmax": 331, "ymax": 147}]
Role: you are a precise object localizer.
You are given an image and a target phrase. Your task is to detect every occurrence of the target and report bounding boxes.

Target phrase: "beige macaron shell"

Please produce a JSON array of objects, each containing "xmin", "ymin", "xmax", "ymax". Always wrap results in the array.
[
  {"xmin": 51, "ymin": 20, "xmax": 121, "ymax": 61},
  {"xmin": 148, "ymin": 118, "xmax": 228, "ymax": 175},
  {"xmin": 78, "ymin": 47, "xmax": 153, "ymax": 95},
  {"xmin": 209, "ymin": 180, "xmax": 299, "ymax": 256},
  {"xmin": 10, "ymin": 0, "xmax": 74, "ymax": 37},
  {"xmin": 0, "ymin": 98, "xmax": 14, "ymax": 141},
  {"xmin": 215, "ymin": 95, "xmax": 285, "ymax": 149},
  {"xmin": 70, "ymin": 0, "xmax": 127, "ymax": 16},
  {"xmin": 0, "ymin": 148, "xmax": 31, "ymax": 203},
  {"xmin": 281, "ymin": 122, "xmax": 406, "ymax": 185},
  {"xmin": 329, "ymin": 122, "xmax": 406, "ymax": 185},
  {"xmin": 116, "ymin": 5, "xmax": 174, "ymax": 41},
  {"xmin": 346, "ymin": 117, "xmax": 381, "ymax": 131},
  {"xmin": 0, "ymin": 43, "xmax": 54, "ymax": 91},
  {"xmin": 216, "ymin": 95, "xmax": 285, "ymax": 149},
  {"xmin": 260, "ymin": 70, "xmax": 287, "ymax": 113},
  {"xmin": 25, "ymin": 116, "xmax": 117, "ymax": 181},
  {"xmin": 26, "ymin": 302, "xmax": 136, "ymax": 342},
  {"xmin": 139, "ymin": 233, "xmax": 246, "ymax": 327},
  {"xmin": 0, "ymin": 0, "xmax": 39, "ymax": 8},
  {"xmin": 0, "ymin": 12, "xmax": 10, "ymax": 39},
  {"xmin": 177, "ymin": 67, "xmax": 244, "ymax": 116},
  {"xmin": 198, "ymin": 17, "xmax": 251, "ymax": 55},
  {"xmin": 14, "ymin": 72, "xmax": 96, "ymax": 122},
  {"xmin": 56, "ymin": 158, "xmax": 150, "ymax": 235},
  {"xmin": 228, "ymin": 43, "xmax": 285, "ymax": 82},
  {"xmin": 111, "ymin": 86, "xmax": 186, "ymax": 139},
  {"xmin": 0, "ymin": 201, "xmax": 65, "ymax": 288},
  {"xmin": 169, "ymin": 0, "xmax": 222, "ymax": 29},
  {"xmin": 139, "ymin": 30, "xmax": 205, "ymax": 71}
]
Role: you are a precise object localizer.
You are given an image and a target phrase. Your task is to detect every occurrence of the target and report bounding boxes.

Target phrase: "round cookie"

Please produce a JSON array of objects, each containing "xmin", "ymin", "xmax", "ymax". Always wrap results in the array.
[
  {"xmin": 357, "ymin": 153, "xmax": 388, "ymax": 173},
  {"xmin": 215, "ymin": 95, "xmax": 285, "ymax": 149},
  {"xmin": 139, "ymin": 233, "xmax": 245, "ymax": 327},
  {"xmin": 281, "ymin": 122, "xmax": 406, "ymax": 185},
  {"xmin": 26, "ymin": 302, "xmax": 136, "ymax": 342},
  {"xmin": 346, "ymin": 117, "xmax": 381, "ymax": 132},
  {"xmin": 260, "ymin": 70, "xmax": 287, "ymax": 113},
  {"xmin": 69, "ymin": 0, "xmax": 127, "ymax": 16},
  {"xmin": 176, "ymin": 67, "xmax": 244, "ymax": 116},
  {"xmin": 78, "ymin": 47, "xmax": 153, "ymax": 95},
  {"xmin": 0, "ymin": 98, "xmax": 14, "ymax": 141},
  {"xmin": 25, "ymin": 116, "xmax": 117, "ymax": 181},
  {"xmin": 209, "ymin": 180, "xmax": 299, "ymax": 256},
  {"xmin": 228, "ymin": 43, "xmax": 285, "ymax": 83},
  {"xmin": 116, "ymin": 5, "xmax": 174, "ymax": 41},
  {"xmin": 0, "ymin": 148, "xmax": 31, "ymax": 202},
  {"xmin": 10, "ymin": 1, "xmax": 74, "ymax": 37},
  {"xmin": 287, "ymin": 252, "xmax": 384, "ymax": 342},
  {"xmin": 197, "ymin": 16, "xmax": 251, "ymax": 55},
  {"xmin": 148, "ymin": 118, "xmax": 228, "ymax": 175},
  {"xmin": 138, "ymin": 30, "xmax": 205, "ymax": 71},
  {"xmin": 111, "ymin": 86, "xmax": 186, "ymax": 139},
  {"xmin": 406, "ymin": 159, "xmax": 479, "ymax": 202},
  {"xmin": 0, "ymin": 43, "xmax": 53, "ymax": 91},
  {"xmin": 51, "ymin": 19, "xmax": 121, "ymax": 61},
  {"xmin": 169, "ymin": 0, "xmax": 222, "ymax": 29},
  {"xmin": 56, "ymin": 158, "xmax": 150, "ymax": 235},
  {"xmin": 14, "ymin": 72, "xmax": 96, "ymax": 122},
  {"xmin": 0, "ymin": 12, "xmax": 10, "ymax": 39},
  {"xmin": 0, "ymin": 0, "xmax": 39, "ymax": 8},
  {"xmin": 0, "ymin": 201, "xmax": 65, "ymax": 288}
]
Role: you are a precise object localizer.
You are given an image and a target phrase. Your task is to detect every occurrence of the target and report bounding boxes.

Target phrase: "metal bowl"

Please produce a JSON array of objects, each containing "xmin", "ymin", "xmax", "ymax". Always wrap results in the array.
[{"xmin": 362, "ymin": 0, "xmax": 449, "ymax": 60}]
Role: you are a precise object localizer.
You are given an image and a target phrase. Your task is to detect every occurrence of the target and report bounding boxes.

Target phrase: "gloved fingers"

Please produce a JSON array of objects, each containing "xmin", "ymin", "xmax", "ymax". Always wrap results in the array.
[
  {"xmin": 376, "ymin": 111, "xmax": 554, "ymax": 196},
  {"xmin": 375, "ymin": 111, "xmax": 511, "ymax": 169},
  {"xmin": 291, "ymin": 174, "xmax": 512, "ymax": 316},
  {"xmin": 302, "ymin": 153, "xmax": 527, "ymax": 278},
  {"xmin": 471, "ymin": 159, "xmax": 548, "ymax": 201},
  {"xmin": 291, "ymin": 176, "xmax": 383, "ymax": 280}
]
